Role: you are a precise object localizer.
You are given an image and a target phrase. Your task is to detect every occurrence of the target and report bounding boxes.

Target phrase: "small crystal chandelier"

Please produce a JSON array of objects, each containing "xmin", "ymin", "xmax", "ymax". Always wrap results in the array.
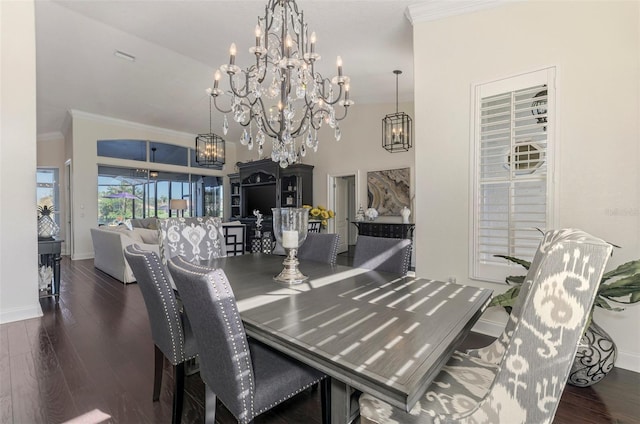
[
  {"xmin": 195, "ymin": 97, "xmax": 226, "ymax": 167},
  {"xmin": 208, "ymin": 0, "xmax": 354, "ymax": 168},
  {"xmin": 382, "ymin": 70, "xmax": 412, "ymax": 153}
]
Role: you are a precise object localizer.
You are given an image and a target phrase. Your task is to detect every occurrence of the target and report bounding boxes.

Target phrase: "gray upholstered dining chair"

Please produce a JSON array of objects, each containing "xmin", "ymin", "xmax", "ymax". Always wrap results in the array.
[
  {"xmin": 167, "ymin": 256, "xmax": 330, "ymax": 424},
  {"xmin": 358, "ymin": 229, "xmax": 612, "ymax": 424},
  {"xmin": 123, "ymin": 244, "xmax": 198, "ymax": 424},
  {"xmin": 465, "ymin": 228, "xmax": 599, "ymax": 365},
  {"xmin": 352, "ymin": 235, "xmax": 411, "ymax": 275},
  {"xmin": 297, "ymin": 232, "xmax": 340, "ymax": 265},
  {"xmin": 158, "ymin": 217, "xmax": 226, "ymax": 265}
]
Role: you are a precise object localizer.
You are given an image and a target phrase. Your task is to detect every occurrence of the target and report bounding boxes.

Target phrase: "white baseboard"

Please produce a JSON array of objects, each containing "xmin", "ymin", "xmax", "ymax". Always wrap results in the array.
[
  {"xmin": 616, "ymin": 350, "xmax": 640, "ymax": 373},
  {"xmin": 472, "ymin": 318, "xmax": 640, "ymax": 373},
  {"xmin": 471, "ymin": 317, "xmax": 504, "ymax": 338},
  {"xmin": 0, "ymin": 303, "xmax": 43, "ymax": 324},
  {"xmin": 72, "ymin": 252, "xmax": 94, "ymax": 260}
]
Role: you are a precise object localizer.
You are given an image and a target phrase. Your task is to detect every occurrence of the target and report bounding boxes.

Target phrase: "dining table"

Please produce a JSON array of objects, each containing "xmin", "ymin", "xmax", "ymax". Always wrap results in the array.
[{"xmin": 201, "ymin": 253, "xmax": 492, "ymax": 423}]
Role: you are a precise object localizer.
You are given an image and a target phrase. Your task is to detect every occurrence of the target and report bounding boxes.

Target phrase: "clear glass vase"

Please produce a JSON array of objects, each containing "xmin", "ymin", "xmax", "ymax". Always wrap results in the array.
[{"xmin": 272, "ymin": 208, "xmax": 309, "ymax": 284}]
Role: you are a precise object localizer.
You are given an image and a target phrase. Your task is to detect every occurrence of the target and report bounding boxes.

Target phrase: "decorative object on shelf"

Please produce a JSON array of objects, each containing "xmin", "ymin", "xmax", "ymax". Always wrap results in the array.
[
  {"xmin": 489, "ymin": 250, "xmax": 640, "ymax": 387},
  {"xmin": 400, "ymin": 206, "xmax": 411, "ymax": 224},
  {"xmin": 37, "ymin": 204, "xmax": 59, "ymax": 239},
  {"xmin": 365, "ymin": 208, "xmax": 378, "ymax": 221},
  {"xmin": 207, "ymin": 0, "xmax": 353, "ymax": 169},
  {"xmin": 261, "ymin": 231, "xmax": 273, "ymax": 254},
  {"xmin": 253, "ymin": 209, "xmax": 263, "ymax": 238},
  {"xmin": 195, "ymin": 96, "xmax": 226, "ymax": 167},
  {"xmin": 303, "ymin": 204, "xmax": 334, "ymax": 228},
  {"xmin": 367, "ymin": 168, "xmax": 410, "ymax": 216},
  {"xmin": 272, "ymin": 207, "xmax": 309, "ymax": 284},
  {"xmin": 170, "ymin": 199, "xmax": 188, "ymax": 217},
  {"xmin": 382, "ymin": 70, "xmax": 412, "ymax": 153},
  {"xmin": 355, "ymin": 205, "xmax": 365, "ymax": 222},
  {"xmin": 531, "ymin": 86, "xmax": 547, "ymax": 130}
]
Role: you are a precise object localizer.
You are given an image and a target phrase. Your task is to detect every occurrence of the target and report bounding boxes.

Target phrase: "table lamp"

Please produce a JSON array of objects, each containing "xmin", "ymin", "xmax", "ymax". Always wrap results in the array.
[{"xmin": 170, "ymin": 199, "xmax": 188, "ymax": 217}]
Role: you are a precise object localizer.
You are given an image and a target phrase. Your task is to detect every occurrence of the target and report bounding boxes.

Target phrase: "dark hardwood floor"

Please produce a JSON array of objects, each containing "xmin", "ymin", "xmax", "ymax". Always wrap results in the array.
[{"xmin": 1, "ymin": 255, "xmax": 638, "ymax": 423}]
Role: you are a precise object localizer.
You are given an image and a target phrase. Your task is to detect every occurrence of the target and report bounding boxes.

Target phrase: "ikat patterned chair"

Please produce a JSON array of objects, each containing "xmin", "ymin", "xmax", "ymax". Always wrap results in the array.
[
  {"xmin": 297, "ymin": 232, "xmax": 340, "ymax": 265},
  {"xmin": 167, "ymin": 256, "xmax": 330, "ymax": 424},
  {"xmin": 124, "ymin": 245, "xmax": 198, "ymax": 424},
  {"xmin": 359, "ymin": 229, "xmax": 612, "ymax": 424},
  {"xmin": 159, "ymin": 217, "xmax": 227, "ymax": 265},
  {"xmin": 353, "ymin": 235, "xmax": 412, "ymax": 275}
]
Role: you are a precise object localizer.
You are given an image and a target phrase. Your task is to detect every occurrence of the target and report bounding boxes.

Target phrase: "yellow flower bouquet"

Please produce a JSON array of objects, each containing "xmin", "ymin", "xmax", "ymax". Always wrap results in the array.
[{"xmin": 303, "ymin": 204, "xmax": 335, "ymax": 228}]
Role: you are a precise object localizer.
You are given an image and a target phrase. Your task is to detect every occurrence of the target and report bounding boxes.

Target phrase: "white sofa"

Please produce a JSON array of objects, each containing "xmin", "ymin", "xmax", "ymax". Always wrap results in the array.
[
  {"xmin": 91, "ymin": 221, "xmax": 246, "ymax": 284},
  {"xmin": 90, "ymin": 226, "xmax": 160, "ymax": 284}
]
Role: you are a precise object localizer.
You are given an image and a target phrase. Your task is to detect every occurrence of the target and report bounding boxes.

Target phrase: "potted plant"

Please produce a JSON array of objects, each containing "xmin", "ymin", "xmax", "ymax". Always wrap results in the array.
[{"xmin": 490, "ymin": 253, "xmax": 640, "ymax": 387}]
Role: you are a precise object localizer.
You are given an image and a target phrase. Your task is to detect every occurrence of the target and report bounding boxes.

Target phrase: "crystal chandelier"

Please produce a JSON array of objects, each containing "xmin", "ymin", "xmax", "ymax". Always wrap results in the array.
[
  {"xmin": 382, "ymin": 70, "xmax": 412, "ymax": 153},
  {"xmin": 208, "ymin": 0, "xmax": 354, "ymax": 168}
]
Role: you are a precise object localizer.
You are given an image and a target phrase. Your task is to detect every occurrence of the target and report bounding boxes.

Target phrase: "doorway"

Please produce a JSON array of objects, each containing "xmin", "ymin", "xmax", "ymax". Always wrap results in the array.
[{"xmin": 329, "ymin": 174, "xmax": 356, "ymax": 254}]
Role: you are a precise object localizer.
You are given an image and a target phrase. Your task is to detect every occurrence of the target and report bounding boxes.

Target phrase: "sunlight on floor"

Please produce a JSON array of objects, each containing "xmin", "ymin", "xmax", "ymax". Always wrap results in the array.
[{"xmin": 62, "ymin": 409, "xmax": 111, "ymax": 424}]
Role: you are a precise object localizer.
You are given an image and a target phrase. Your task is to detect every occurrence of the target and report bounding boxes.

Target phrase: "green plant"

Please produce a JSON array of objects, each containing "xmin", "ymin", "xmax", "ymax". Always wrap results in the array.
[{"xmin": 489, "ymin": 254, "xmax": 640, "ymax": 328}]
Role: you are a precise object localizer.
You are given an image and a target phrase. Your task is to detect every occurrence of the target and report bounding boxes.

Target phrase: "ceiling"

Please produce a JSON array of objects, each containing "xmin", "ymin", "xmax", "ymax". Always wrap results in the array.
[{"xmin": 35, "ymin": 0, "xmax": 423, "ymax": 141}]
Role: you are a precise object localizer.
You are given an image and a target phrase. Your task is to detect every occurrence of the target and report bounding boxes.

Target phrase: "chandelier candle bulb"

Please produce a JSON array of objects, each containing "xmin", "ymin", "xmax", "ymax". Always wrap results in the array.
[
  {"xmin": 310, "ymin": 31, "xmax": 316, "ymax": 53},
  {"xmin": 286, "ymin": 34, "xmax": 293, "ymax": 58},
  {"xmin": 345, "ymin": 84, "xmax": 350, "ymax": 101},
  {"xmin": 229, "ymin": 43, "xmax": 237, "ymax": 65},
  {"xmin": 255, "ymin": 25, "xmax": 262, "ymax": 47},
  {"xmin": 214, "ymin": 70, "xmax": 221, "ymax": 88},
  {"xmin": 282, "ymin": 230, "xmax": 298, "ymax": 249},
  {"xmin": 337, "ymin": 56, "xmax": 343, "ymax": 76}
]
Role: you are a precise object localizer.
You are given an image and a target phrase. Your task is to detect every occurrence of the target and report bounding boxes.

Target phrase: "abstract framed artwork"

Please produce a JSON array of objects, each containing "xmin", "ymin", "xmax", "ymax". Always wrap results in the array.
[{"xmin": 367, "ymin": 167, "xmax": 410, "ymax": 216}]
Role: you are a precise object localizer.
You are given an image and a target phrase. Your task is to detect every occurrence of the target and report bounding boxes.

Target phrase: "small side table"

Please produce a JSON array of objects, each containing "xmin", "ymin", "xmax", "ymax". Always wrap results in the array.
[{"xmin": 38, "ymin": 237, "xmax": 63, "ymax": 302}]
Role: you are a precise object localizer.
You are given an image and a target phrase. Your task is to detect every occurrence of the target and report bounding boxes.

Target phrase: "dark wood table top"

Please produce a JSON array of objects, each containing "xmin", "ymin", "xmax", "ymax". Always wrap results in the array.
[{"xmin": 201, "ymin": 253, "xmax": 492, "ymax": 412}]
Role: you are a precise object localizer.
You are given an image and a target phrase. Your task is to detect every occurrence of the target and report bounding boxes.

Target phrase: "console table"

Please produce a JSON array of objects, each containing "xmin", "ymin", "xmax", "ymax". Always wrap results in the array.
[
  {"xmin": 38, "ymin": 237, "xmax": 63, "ymax": 301},
  {"xmin": 352, "ymin": 221, "xmax": 415, "ymax": 239}
]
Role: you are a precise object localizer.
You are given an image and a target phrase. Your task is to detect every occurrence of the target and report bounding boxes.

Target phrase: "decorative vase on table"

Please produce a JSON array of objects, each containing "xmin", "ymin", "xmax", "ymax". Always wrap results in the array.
[
  {"xmin": 272, "ymin": 207, "xmax": 309, "ymax": 285},
  {"xmin": 38, "ymin": 205, "xmax": 59, "ymax": 239},
  {"xmin": 400, "ymin": 206, "xmax": 411, "ymax": 224},
  {"xmin": 568, "ymin": 321, "xmax": 617, "ymax": 387}
]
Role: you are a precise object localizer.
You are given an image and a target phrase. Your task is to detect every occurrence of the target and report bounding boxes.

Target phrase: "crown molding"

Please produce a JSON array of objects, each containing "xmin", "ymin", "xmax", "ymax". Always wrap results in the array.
[
  {"xmin": 68, "ymin": 109, "xmax": 196, "ymax": 140},
  {"xmin": 406, "ymin": 0, "xmax": 511, "ymax": 25}
]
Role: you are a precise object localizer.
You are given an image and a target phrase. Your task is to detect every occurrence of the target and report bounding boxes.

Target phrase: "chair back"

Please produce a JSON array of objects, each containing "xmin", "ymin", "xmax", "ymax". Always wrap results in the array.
[
  {"xmin": 458, "ymin": 229, "xmax": 611, "ymax": 423},
  {"xmin": 124, "ymin": 244, "xmax": 187, "ymax": 365},
  {"xmin": 468, "ymin": 229, "xmax": 603, "ymax": 364},
  {"xmin": 159, "ymin": 217, "xmax": 226, "ymax": 265},
  {"xmin": 167, "ymin": 256, "xmax": 255, "ymax": 422},
  {"xmin": 297, "ymin": 233, "xmax": 340, "ymax": 265},
  {"xmin": 352, "ymin": 235, "xmax": 411, "ymax": 275}
]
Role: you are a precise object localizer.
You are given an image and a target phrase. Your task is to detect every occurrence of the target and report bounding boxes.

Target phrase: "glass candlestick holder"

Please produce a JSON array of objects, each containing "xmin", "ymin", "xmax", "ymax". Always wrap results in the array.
[{"xmin": 272, "ymin": 207, "xmax": 309, "ymax": 284}]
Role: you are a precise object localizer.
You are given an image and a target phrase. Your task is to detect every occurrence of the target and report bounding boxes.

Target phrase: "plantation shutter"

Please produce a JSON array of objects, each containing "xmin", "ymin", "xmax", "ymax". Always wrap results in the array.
[{"xmin": 471, "ymin": 68, "xmax": 555, "ymax": 282}]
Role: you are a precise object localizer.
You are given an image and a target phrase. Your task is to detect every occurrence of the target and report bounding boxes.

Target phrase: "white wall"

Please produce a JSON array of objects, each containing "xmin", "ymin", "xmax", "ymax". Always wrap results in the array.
[
  {"xmin": 0, "ymin": 0, "xmax": 41, "ymax": 323},
  {"xmin": 235, "ymin": 101, "xmax": 416, "ymax": 215},
  {"xmin": 69, "ymin": 111, "xmax": 237, "ymax": 259},
  {"xmin": 412, "ymin": 1, "xmax": 640, "ymax": 371}
]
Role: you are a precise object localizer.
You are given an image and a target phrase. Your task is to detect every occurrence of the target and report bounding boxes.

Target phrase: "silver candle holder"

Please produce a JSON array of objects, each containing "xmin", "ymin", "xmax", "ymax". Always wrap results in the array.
[{"xmin": 272, "ymin": 207, "xmax": 309, "ymax": 285}]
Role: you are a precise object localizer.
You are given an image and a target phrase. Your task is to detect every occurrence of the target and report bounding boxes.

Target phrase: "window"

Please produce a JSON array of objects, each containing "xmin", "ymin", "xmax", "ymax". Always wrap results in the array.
[
  {"xmin": 470, "ymin": 68, "xmax": 555, "ymax": 282},
  {"xmin": 97, "ymin": 166, "xmax": 223, "ymax": 225}
]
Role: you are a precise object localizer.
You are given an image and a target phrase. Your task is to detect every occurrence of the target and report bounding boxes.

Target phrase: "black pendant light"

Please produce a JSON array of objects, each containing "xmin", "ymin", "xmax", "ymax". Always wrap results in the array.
[
  {"xmin": 382, "ymin": 70, "xmax": 412, "ymax": 153},
  {"xmin": 196, "ymin": 96, "xmax": 226, "ymax": 167}
]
